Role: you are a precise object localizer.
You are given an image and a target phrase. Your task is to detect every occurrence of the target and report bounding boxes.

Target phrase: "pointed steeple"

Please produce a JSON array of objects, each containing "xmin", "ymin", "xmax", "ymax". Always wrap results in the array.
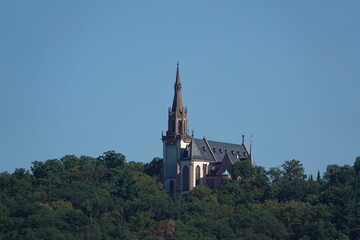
[
  {"xmin": 176, "ymin": 62, "xmax": 180, "ymax": 84},
  {"xmin": 163, "ymin": 63, "xmax": 190, "ymax": 140},
  {"xmin": 172, "ymin": 63, "xmax": 184, "ymax": 115}
]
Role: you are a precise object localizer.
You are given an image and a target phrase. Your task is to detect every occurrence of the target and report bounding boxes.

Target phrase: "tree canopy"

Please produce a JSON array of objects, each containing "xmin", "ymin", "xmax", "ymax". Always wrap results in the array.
[{"xmin": 0, "ymin": 152, "xmax": 359, "ymax": 240}]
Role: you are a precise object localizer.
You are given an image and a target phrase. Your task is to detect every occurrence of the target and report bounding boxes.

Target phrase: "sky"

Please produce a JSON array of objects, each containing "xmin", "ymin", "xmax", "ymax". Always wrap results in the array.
[{"xmin": 0, "ymin": 1, "xmax": 359, "ymax": 176}]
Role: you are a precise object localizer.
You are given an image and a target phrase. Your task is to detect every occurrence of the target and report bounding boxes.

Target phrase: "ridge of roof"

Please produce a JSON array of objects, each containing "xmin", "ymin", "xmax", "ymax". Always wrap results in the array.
[
  {"xmin": 188, "ymin": 138, "xmax": 250, "ymax": 164},
  {"xmin": 194, "ymin": 138, "xmax": 242, "ymax": 147},
  {"xmin": 203, "ymin": 136, "xmax": 217, "ymax": 162}
]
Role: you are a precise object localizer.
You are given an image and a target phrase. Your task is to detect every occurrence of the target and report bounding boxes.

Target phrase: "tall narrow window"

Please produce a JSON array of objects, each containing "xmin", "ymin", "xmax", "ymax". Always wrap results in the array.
[
  {"xmin": 169, "ymin": 180, "xmax": 174, "ymax": 193},
  {"xmin": 182, "ymin": 165, "xmax": 189, "ymax": 191},
  {"xmin": 195, "ymin": 166, "xmax": 201, "ymax": 186},
  {"xmin": 178, "ymin": 120, "xmax": 182, "ymax": 134}
]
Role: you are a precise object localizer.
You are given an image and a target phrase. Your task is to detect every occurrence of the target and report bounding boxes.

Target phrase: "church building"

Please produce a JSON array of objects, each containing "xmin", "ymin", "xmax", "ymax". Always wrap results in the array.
[{"xmin": 162, "ymin": 64, "xmax": 252, "ymax": 195}]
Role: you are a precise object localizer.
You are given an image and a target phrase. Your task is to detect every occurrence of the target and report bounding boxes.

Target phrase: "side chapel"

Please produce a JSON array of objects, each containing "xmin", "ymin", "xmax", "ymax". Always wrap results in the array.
[{"xmin": 162, "ymin": 64, "xmax": 252, "ymax": 194}]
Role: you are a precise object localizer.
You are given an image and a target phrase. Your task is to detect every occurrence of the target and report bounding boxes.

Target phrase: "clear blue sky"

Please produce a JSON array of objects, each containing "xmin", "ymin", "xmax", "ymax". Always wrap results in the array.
[{"xmin": 1, "ymin": 1, "xmax": 359, "ymax": 176}]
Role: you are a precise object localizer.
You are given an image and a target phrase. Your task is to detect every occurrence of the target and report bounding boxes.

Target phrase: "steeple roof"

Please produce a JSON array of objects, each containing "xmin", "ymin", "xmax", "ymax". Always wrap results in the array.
[
  {"xmin": 171, "ymin": 63, "xmax": 185, "ymax": 115},
  {"xmin": 176, "ymin": 62, "xmax": 181, "ymax": 84}
]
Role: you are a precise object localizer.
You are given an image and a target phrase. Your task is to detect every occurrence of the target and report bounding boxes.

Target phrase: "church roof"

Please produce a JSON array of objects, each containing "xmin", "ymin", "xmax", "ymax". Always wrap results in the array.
[{"xmin": 185, "ymin": 138, "xmax": 250, "ymax": 163}]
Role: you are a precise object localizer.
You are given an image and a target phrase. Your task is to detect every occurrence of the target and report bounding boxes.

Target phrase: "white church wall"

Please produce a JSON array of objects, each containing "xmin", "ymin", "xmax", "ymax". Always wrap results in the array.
[{"xmin": 192, "ymin": 161, "xmax": 209, "ymax": 187}]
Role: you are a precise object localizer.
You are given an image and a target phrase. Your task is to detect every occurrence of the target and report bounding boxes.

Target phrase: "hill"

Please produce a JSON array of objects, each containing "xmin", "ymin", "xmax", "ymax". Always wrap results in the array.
[{"xmin": 0, "ymin": 151, "xmax": 359, "ymax": 240}]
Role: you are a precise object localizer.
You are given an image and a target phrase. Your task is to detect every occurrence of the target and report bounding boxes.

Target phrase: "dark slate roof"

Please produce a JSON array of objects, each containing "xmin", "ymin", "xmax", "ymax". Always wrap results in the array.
[{"xmin": 184, "ymin": 138, "xmax": 250, "ymax": 163}]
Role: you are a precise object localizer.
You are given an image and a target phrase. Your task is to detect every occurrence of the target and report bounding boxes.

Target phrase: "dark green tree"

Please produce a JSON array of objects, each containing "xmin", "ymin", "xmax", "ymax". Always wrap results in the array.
[
  {"xmin": 98, "ymin": 151, "xmax": 125, "ymax": 169},
  {"xmin": 230, "ymin": 160, "xmax": 255, "ymax": 179},
  {"xmin": 144, "ymin": 157, "xmax": 163, "ymax": 181}
]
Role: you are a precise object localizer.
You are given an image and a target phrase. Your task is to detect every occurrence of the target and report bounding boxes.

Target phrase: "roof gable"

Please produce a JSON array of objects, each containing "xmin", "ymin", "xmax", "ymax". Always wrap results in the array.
[{"xmin": 215, "ymin": 153, "xmax": 233, "ymax": 175}]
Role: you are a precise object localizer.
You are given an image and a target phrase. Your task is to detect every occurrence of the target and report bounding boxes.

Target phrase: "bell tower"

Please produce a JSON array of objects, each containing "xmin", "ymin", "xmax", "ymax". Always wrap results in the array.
[
  {"xmin": 162, "ymin": 63, "xmax": 191, "ymax": 193},
  {"xmin": 166, "ymin": 63, "xmax": 189, "ymax": 139}
]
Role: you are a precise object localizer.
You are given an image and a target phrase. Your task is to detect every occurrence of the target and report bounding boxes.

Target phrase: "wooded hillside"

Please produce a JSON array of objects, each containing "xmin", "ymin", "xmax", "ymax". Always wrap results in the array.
[{"xmin": 0, "ymin": 151, "xmax": 359, "ymax": 240}]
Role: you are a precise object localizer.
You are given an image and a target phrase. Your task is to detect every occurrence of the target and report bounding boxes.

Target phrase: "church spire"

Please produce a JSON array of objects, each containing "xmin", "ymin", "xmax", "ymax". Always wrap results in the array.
[
  {"xmin": 176, "ymin": 62, "xmax": 180, "ymax": 83},
  {"xmin": 172, "ymin": 62, "xmax": 184, "ymax": 114},
  {"xmin": 163, "ymin": 63, "xmax": 189, "ymax": 140}
]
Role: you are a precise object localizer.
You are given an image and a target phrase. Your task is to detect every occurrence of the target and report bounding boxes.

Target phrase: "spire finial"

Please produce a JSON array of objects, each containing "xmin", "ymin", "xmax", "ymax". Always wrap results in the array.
[
  {"xmin": 172, "ymin": 63, "xmax": 183, "ymax": 112},
  {"xmin": 242, "ymin": 135, "xmax": 245, "ymax": 144},
  {"xmin": 175, "ymin": 62, "xmax": 180, "ymax": 84}
]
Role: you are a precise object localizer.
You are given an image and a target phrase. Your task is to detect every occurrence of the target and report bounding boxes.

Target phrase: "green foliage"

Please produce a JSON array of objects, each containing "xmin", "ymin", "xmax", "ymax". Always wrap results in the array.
[
  {"xmin": 267, "ymin": 160, "xmax": 308, "ymax": 202},
  {"xmin": 1, "ymin": 153, "xmax": 359, "ymax": 239},
  {"xmin": 144, "ymin": 157, "xmax": 163, "ymax": 181},
  {"xmin": 98, "ymin": 150, "xmax": 126, "ymax": 169},
  {"xmin": 231, "ymin": 160, "xmax": 254, "ymax": 179}
]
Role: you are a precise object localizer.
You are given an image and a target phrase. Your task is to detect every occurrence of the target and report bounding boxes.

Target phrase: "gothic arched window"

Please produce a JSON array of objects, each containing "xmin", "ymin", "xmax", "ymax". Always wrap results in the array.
[
  {"xmin": 182, "ymin": 165, "xmax": 189, "ymax": 191},
  {"xmin": 178, "ymin": 120, "xmax": 182, "ymax": 134},
  {"xmin": 195, "ymin": 166, "xmax": 201, "ymax": 186}
]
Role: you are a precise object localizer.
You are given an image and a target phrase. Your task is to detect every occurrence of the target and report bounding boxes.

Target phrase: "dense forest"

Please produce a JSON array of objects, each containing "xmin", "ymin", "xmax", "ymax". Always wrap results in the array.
[{"xmin": 0, "ymin": 151, "xmax": 359, "ymax": 240}]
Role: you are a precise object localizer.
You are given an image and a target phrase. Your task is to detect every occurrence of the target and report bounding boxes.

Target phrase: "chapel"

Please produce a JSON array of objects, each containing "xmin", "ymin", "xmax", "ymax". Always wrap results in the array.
[{"xmin": 162, "ymin": 64, "xmax": 252, "ymax": 194}]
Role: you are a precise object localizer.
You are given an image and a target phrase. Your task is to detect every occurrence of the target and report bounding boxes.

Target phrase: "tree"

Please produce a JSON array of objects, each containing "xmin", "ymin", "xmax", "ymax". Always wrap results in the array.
[
  {"xmin": 267, "ymin": 167, "xmax": 283, "ymax": 183},
  {"xmin": 98, "ymin": 151, "xmax": 125, "ymax": 169},
  {"xmin": 281, "ymin": 160, "xmax": 306, "ymax": 181},
  {"xmin": 31, "ymin": 159, "xmax": 65, "ymax": 185},
  {"xmin": 323, "ymin": 164, "xmax": 355, "ymax": 187},
  {"xmin": 60, "ymin": 155, "xmax": 80, "ymax": 171},
  {"xmin": 2, "ymin": 152, "xmax": 360, "ymax": 239},
  {"xmin": 153, "ymin": 219, "xmax": 176, "ymax": 240},
  {"xmin": 189, "ymin": 185, "xmax": 217, "ymax": 204},
  {"xmin": 127, "ymin": 161, "xmax": 145, "ymax": 172},
  {"xmin": 269, "ymin": 160, "xmax": 307, "ymax": 202},
  {"xmin": 144, "ymin": 157, "xmax": 163, "ymax": 181},
  {"xmin": 231, "ymin": 205, "xmax": 288, "ymax": 239},
  {"xmin": 231, "ymin": 160, "xmax": 255, "ymax": 180},
  {"xmin": 317, "ymin": 170, "xmax": 322, "ymax": 183}
]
